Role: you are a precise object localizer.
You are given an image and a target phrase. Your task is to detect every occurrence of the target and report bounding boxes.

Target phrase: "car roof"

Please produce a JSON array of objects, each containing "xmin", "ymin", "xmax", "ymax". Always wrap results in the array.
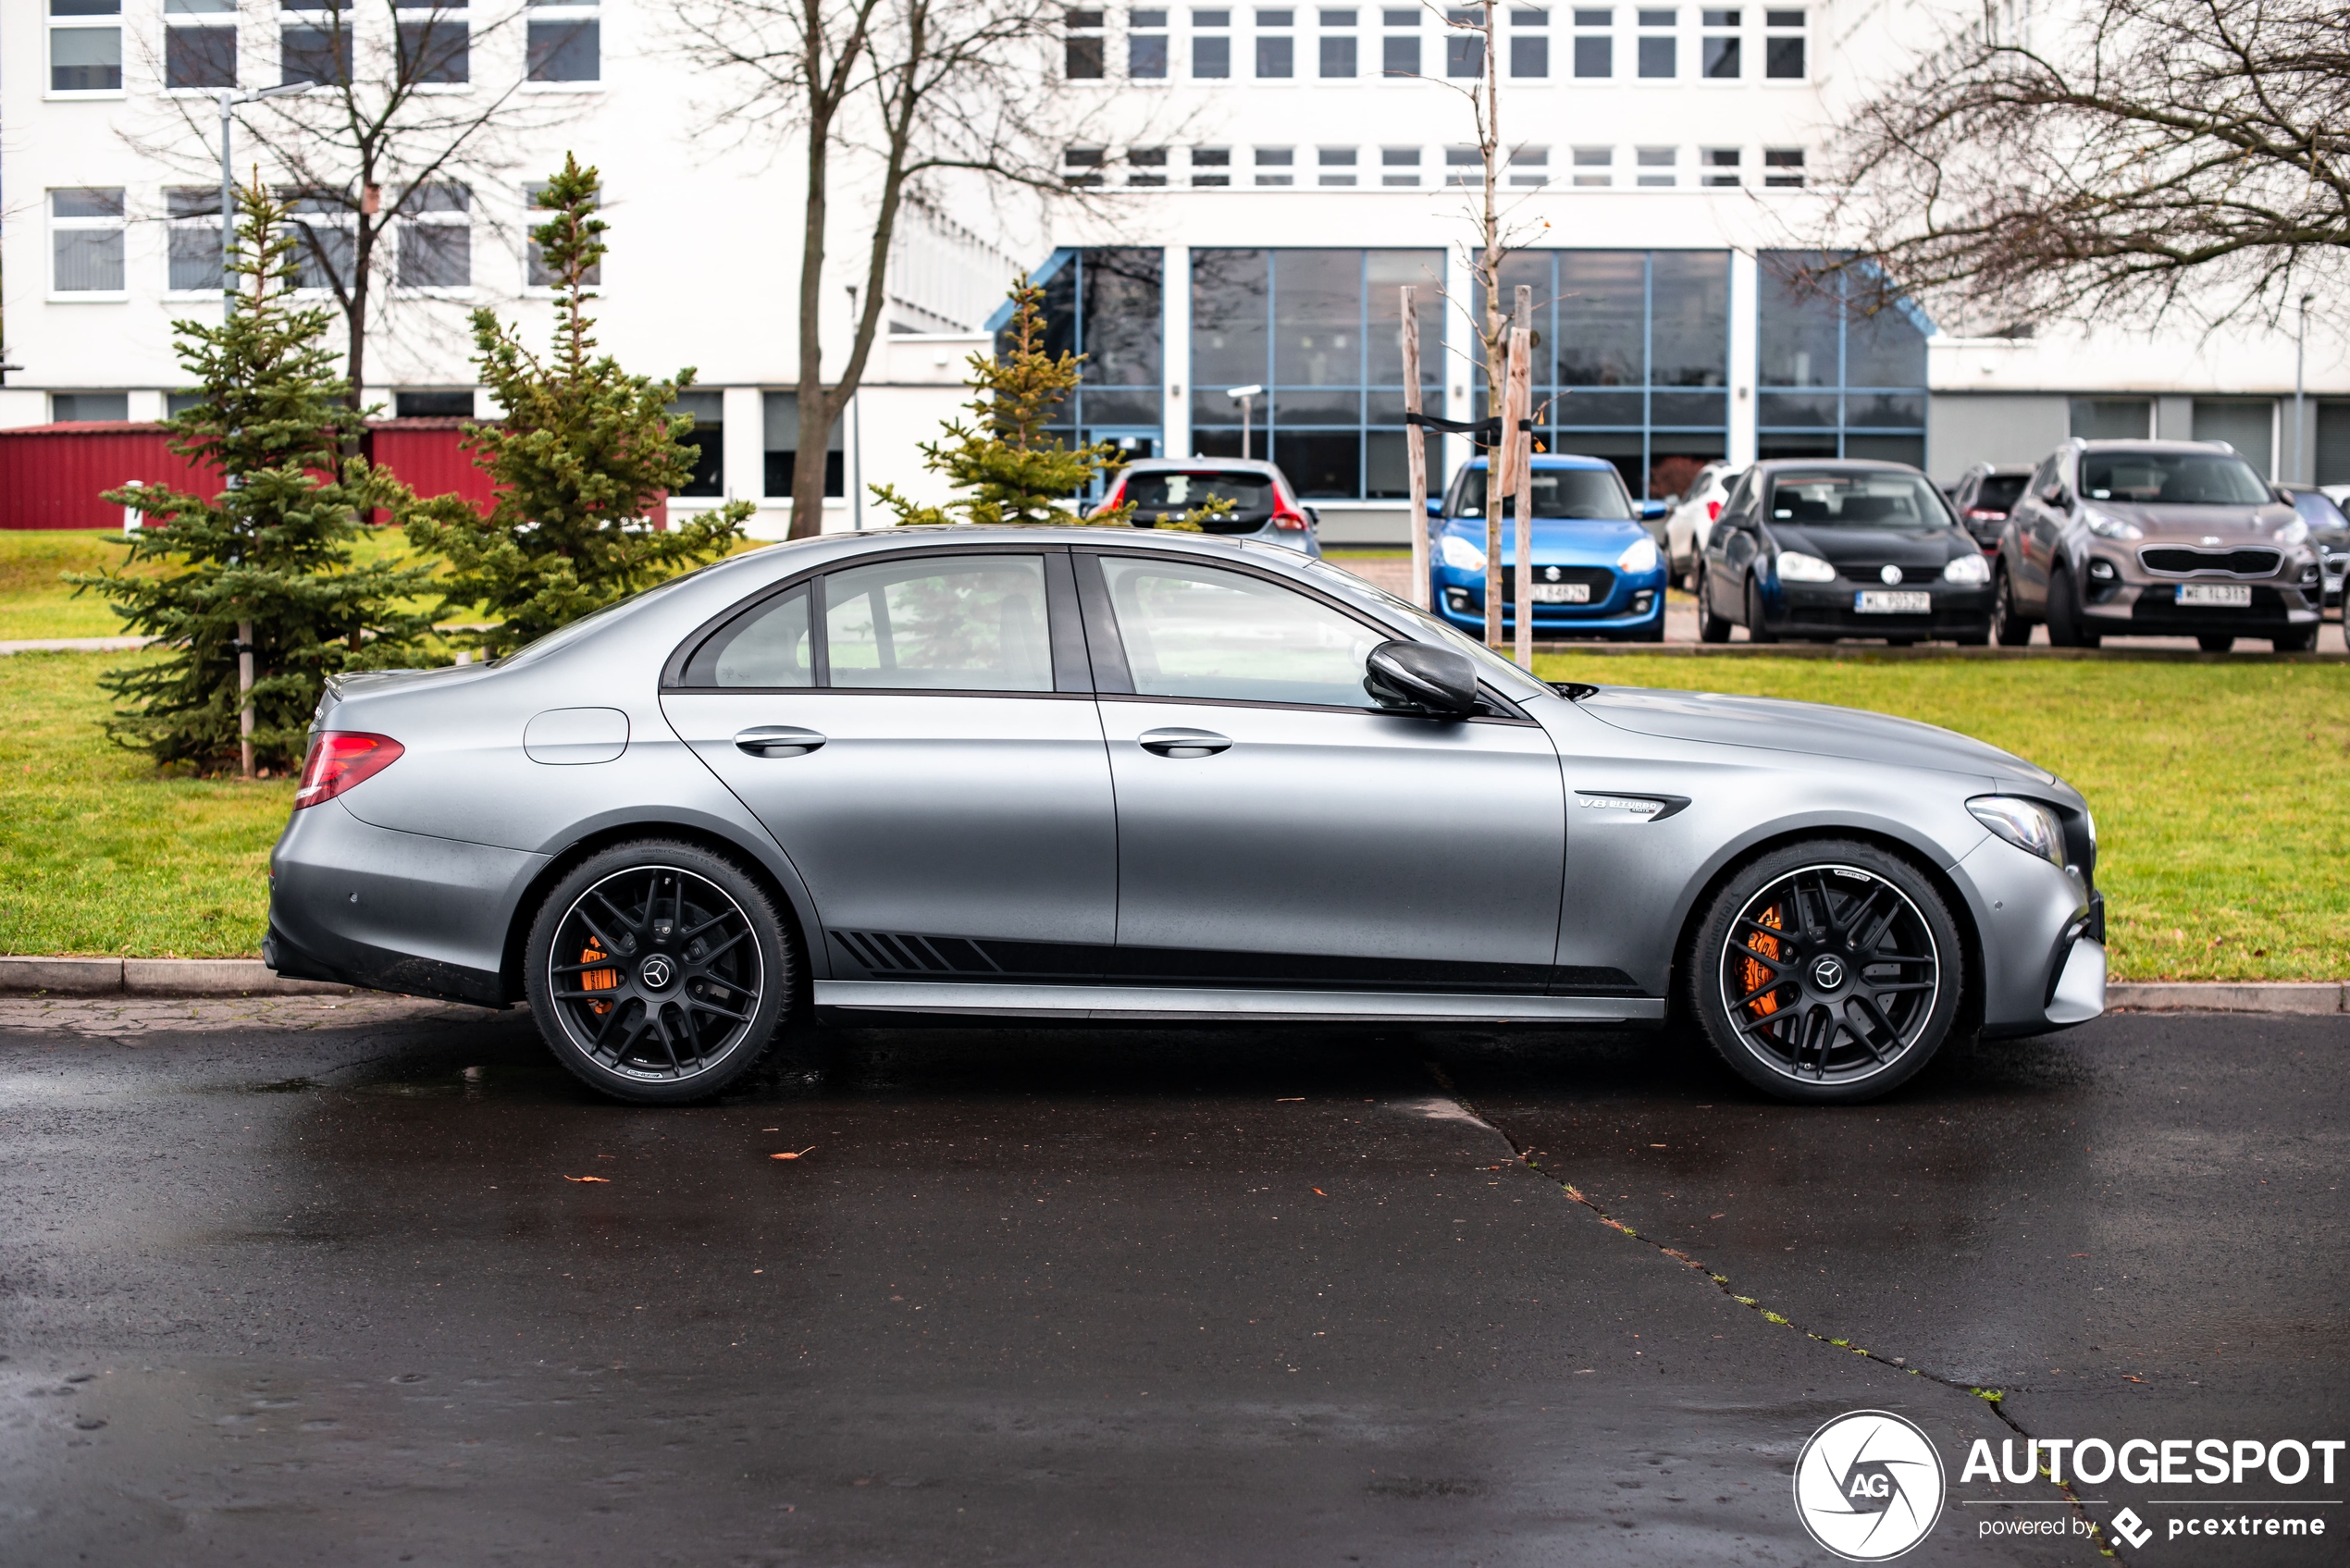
[
  {"xmin": 1462, "ymin": 453, "xmax": 1617, "ymax": 471},
  {"xmin": 2070, "ymin": 439, "xmax": 2245, "ymax": 455},
  {"xmin": 1753, "ymin": 459, "xmax": 1928, "ymax": 477}
]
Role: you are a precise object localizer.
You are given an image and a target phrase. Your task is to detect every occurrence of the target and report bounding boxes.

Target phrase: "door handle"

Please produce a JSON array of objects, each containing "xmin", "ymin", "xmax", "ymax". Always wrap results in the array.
[
  {"xmin": 1138, "ymin": 728, "xmax": 1231, "ymax": 759},
  {"xmin": 735, "ymin": 725, "xmax": 826, "ymax": 758}
]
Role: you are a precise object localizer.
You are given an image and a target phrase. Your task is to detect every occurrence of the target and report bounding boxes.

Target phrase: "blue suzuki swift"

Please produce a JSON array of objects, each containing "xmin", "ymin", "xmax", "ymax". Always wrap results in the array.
[{"xmin": 1429, "ymin": 455, "xmax": 1671, "ymax": 640}]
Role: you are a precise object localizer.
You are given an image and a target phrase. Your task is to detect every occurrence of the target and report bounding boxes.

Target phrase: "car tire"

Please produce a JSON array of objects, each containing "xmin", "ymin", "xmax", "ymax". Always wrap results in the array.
[
  {"xmin": 1991, "ymin": 570, "xmax": 2034, "ymax": 646},
  {"xmin": 2045, "ymin": 566, "xmax": 2099, "ymax": 648},
  {"xmin": 2198, "ymin": 634, "xmax": 2235, "ymax": 653},
  {"xmin": 2271, "ymin": 626, "xmax": 2318, "ymax": 652},
  {"xmin": 1686, "ymin": 839, "xmax": 1967, "ymax": 1105},
  {"xmin": 1744, "ymin": 576, "xmax": 1778, "ymax": 644},
  {"xmin": 1696, "ymin": 569, "xmax": 1731, "ymax": 643},
  {"xmin": 524, "ymin": 840, "xmax": 798, "ymax": 1105}
]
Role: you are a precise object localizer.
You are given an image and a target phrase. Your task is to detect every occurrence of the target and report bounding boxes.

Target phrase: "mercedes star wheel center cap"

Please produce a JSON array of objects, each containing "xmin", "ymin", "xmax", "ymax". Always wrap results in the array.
[
  {"xmin": 638, "ymin": 955, "xmax": 675, "ymax": 991},
  {"xmin": 1811, "ymin": 955, "xmax": 1847, "ymax": 991}
]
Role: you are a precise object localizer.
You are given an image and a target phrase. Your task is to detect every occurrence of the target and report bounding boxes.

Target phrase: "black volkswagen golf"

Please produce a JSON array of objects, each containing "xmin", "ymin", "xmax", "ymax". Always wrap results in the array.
[{"xmin": 1697, "ymin": 461, "xmax": 1996, "ymax": 644}]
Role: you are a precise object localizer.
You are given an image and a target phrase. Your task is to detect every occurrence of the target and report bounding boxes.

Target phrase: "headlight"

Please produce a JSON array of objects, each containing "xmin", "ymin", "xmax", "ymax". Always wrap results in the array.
[
  {"xmin": 2276, "ymin": 516, "xmax": 2309, "ymax": 546},
  {"xmin": 1776, "ymin": 549, "xmax": 1837, "ymax": 583},
  {"xmin": 1968, "ymin": 796, "xmax": 2066, "ymax": 868},
  {"xmin": 1441, "ymin": 534, "xmax": 1487, "ymax": 573},
  {"xmin": 1615, "ymin": 537, "xmax": 1661, "ymax": 574},
  {"xmin": 1942, "ymin": 552, "xmax": 1991, "ymax": 584},
  {"xmin": 2084, "ymin": 510, "xmax": 2144, "ymax": 541}
]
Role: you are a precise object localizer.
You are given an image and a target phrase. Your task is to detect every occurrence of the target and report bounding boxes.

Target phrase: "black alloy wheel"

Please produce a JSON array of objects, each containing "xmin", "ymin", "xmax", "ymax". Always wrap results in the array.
[
  {"xmin": 1696, "ymin": 568, "xmax": 1731, "ymax": 643},
  {"xmin": 525, "ymin": 840, "xmax": 796, "ymax": 1104},
  {"xmin": 2045, "ymin": 565, "xmax": 2100, "ymax": 648},
  {"xmin": 1686, "ymin": 840, "xmax": 1966, "ymax": 1105},
  {"xmin": 1744, "ymin": 575, "xmax": 1779, "ymax": 643},
  {"xmin": 1992, "ymin": 569, "xmax": 2033, "ymax": 646}
]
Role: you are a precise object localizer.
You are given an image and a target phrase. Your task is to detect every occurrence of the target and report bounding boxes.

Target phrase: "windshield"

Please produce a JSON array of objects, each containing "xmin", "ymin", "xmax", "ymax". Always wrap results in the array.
[
  {"xmin": 2081, "ymin": 451, "xmax": 2271, "ymax": 505},
  {"xmin": 2289, "ymin": 489, "xmax": 2348, "ymax": 535},
  {"xmin": 1973, "ymin": 475, "xmax": 2028, "ymax": 511},
  {"xmin": 1453, "ymin": 466, "xmax": 1633, "ymax": 521},
  {"xmin": 1766, "ymin": 472, "xmax": 1954, "ymax": 529},
  {"xmin": 1124, "ymin": 469, "xmax": 1278, "ymax": 532}
]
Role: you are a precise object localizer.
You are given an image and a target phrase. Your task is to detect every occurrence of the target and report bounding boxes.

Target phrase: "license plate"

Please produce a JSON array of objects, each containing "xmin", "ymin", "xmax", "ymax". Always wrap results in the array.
[
  {"xmin": 1853, "ymin": 590, "xmax": 1932, "ymax": 614},
  {"xmin": 2177, "ymin": 583, "xmax": 2251, "ymax": 607},
  {"xmin": 1531, "ymin": 583, "xmax": 1590, "ymax": 603}
]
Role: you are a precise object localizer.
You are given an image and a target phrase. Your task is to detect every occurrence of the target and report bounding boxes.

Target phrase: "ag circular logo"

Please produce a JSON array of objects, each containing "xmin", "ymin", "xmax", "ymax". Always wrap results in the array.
[
  {"xmin": 637, "ymin": 955, "xmax": 675, "ymax": 991},
  {"xmin": 1793, "ymin": 1410, "xmax": 1946, "ymax": 1561}
]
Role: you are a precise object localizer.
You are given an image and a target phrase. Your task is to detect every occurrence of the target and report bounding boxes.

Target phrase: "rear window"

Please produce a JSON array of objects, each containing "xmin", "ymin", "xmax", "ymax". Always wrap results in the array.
[
  {"xmin": 1766, "ymin": 471, "xmax": 1952, "ymax": 529},
  {"xmin": 1125, "ymin": 469, "xmax": 1277, "ymax": 532},
  {"xmin": 1453, "ymin": 466, "xmax": 1632, "ymax": 520},
  {"xmin": 1975, "ymin": 475, "xmax": 2027, "ymax": 511}
]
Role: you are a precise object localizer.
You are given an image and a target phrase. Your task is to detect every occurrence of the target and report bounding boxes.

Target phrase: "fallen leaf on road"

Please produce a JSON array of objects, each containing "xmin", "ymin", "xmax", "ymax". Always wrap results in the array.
[
  {"xmin": 563, "ymin": 1176, "xmax": 610, "ymax": 1183},
  {"xmin": 1710, "ymin": 1213, "xmax": 1726, "ymax": 1219},
  {"xmin": 771, "ymin": 1147, "xmax": 816, "ymax": 1161},
  {"xmin": 1276, "ymin": 1097, "xmax": 1305, "ymax": 1103},
  {"xmin": 2122, "ymin": 1374, "xmax": 2144, "ymax": 1383},
  {"xmin": 1312, "ymin": 1188, "xmax": 1326, "ymax": 1196}
]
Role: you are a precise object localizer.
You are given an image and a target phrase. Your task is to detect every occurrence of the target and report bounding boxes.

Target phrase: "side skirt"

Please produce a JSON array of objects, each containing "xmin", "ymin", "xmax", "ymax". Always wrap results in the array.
[{"xmin": 812, "ymin": 980, "xmax": 1664, "ymax": 1024}]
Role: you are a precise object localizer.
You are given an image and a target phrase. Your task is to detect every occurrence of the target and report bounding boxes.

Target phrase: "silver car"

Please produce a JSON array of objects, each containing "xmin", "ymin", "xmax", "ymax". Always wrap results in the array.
[
  {"xmin": 267, "ymin": 527, "xmax": 2105, "ymax": 1107},
  {"xmin": 1089, "ymin": 458, "xmax": 1323, "ymax": 554}
]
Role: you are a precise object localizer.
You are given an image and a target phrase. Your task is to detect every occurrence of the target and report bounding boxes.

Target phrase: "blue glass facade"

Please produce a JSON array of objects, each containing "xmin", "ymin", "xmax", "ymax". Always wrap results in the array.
[{"xmin": 1755, "ymin": 251, "xmax": 1929, "ymax": 468}]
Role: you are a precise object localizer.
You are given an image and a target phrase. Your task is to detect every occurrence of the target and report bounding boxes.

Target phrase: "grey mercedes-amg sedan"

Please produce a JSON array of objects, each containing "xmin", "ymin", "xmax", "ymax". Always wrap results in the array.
[{"xmin": 267, "ymin": 526, "xmax": 2105, "ymax": 1106}]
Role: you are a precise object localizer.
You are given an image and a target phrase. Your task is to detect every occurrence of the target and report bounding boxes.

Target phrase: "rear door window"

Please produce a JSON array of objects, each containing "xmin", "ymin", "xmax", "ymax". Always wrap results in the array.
[{"xmin": 822, "ymin": 555, "xmax": 1053, "ymax": 691}]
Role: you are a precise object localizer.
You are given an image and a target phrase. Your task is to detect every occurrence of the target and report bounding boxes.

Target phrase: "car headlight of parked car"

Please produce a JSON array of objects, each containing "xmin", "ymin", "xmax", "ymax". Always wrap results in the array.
[
  {"xmin": 2275, "ymin": 516, "xmax": 2310, "ymax": 546},
  {"xmin": 1441, "ymin": 534, "xmax": 1488, "ymax": 573},
  {"xmin": 2084, "ymin": 509, "xmax": 2144, "ymax": 541},
  {"xmin": 1968, "ymin": 796, "xmax": 2067, "ymax": 868},
  {"xmin": 1776, "ymin": 550, "xmax": 1837, "ymax": 583},
  {"xmin": 1616, "ymin": 537, "xmax": 1661, "ymax": 574},
  {"xmin": 1942, "ymin": 552, "xmax": 1992, "ymax": 584}
]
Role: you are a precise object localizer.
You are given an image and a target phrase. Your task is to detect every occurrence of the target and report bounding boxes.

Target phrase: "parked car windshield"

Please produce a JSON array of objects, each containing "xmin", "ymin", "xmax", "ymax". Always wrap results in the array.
[
  {"xmin": 1453, "ymin": 466, "xmax": 1633, "ymax": 520},
  {"xmin": 1124, "ymin": 469, "xmax": 1277, "ymax": 531},
  {"xmin": 2287, "ymin": 488, "xmax": 2349, "ymax": 537},
  {"xmin": 1973, "ymin": 474, "xmax": 2029, "ymax": 511},
  {"xmin": 1766, "ymin": 472, "xmax": 1954, "ymax": 528},
  {"xmin": 2081, "ymin": 451, "xmax": 2270, "ymax": 505}
]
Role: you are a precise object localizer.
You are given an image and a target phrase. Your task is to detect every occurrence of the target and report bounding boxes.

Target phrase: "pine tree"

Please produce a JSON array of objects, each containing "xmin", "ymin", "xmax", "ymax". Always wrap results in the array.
[
  {"xmin": 403, "ymin": 155, "xmax": 753, "ymax": 658},
  {"xmin": 871, "ymin": 277, "xmax": 1154, "ymax": 528},
  {"xmin": 72, "ymin": 183, "xmax": 435, "ymax": 776}
]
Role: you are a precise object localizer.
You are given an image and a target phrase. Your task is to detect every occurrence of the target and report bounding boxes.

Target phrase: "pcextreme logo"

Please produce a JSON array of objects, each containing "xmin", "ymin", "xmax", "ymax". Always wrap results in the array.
[{"xmin": 1794, "ymin": 1410, "xmax": 1948, "ymax": 1561}]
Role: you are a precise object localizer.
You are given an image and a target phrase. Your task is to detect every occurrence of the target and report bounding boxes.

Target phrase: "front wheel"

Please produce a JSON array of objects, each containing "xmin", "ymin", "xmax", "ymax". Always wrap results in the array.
[
  {"xmin": 524, "ymin": 840, "xmax": 798, "ymax": 1104},
  {"xmin": 1992, "ymin": 569, "xmax": 2034, "ymax": 646},
  {"xmin": 1744, "ymin": 576, "xmax": 1779, "ymax": 644},
  {"xmin": 1685, "ymin": 840, "xmax": 1967, "ymax": 1104},
  {"xmin": 2045, "ymin": 566, "xmax": 2100, "ymax": 648}
]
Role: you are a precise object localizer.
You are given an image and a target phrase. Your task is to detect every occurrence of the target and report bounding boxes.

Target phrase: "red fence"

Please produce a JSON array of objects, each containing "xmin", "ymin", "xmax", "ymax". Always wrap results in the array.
[{"xmin": 0, "ymin": 418, "xmax": 499, "ymax": 530}]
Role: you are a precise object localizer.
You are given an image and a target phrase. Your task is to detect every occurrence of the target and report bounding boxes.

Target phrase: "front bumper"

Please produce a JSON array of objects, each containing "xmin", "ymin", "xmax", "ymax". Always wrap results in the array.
[
  {"xmin": 1433, "ymin": 565, "xmax": 1668, "ymax": 636},
  {"xmin": 1759, "ymin": 579, "xmax": 1994, "ymax": 639},
  {"xmin": 1959, "ymin": 834, "xmax": 2105, "ymax": 1038},
  {"xmin": 2076, "ymin": 573, "xmax": 2322, "ymax": 635}
]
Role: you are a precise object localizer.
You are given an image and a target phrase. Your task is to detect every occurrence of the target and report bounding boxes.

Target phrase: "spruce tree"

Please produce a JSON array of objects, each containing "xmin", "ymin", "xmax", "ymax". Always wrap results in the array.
[
  {"xmin": 404, "ymin": 154, "xmax": 752, "ymax": 658},
  {"xmin": 73, "ymin": 183, "xmax": 434, "ymax": 776}
]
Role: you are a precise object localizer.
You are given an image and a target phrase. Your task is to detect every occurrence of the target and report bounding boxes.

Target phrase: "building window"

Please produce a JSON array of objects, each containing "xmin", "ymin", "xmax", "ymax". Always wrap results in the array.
[
  {"xmin": 660, "ymin": 391, "xmax": 724, "ymax": 497},
  {"xmin": 1067, "ymin": 9, "xmax": 1106, "ymax": 78},
  {"xmin": 394, "ymin": 389, "xmax": 474, "ymax": 417},
  {"xmin": 1573, "ymin": 8, "xmax": 1611, "ymax": 76},
  {"xmin": 1701, "ymin": 147, "xmax": 1739, "ymax": 186},
  {"xmin": 1192, "ymin": 8, "xmax": 1231, "ymax": 74},
  {"xmin": 1132, "ymin": 8, "xmax": 1170, "ymax": 75},
  {"xmin": 1762, "ymin": 146, "xmax": 1803, "ymax": 187},
  {"xmin": 1318, "ymin": 147, "xmax": 1358, "ymax": 186},
  {"xmin": 50, "ymin": 0, "xmax": 123, "ymax": 93},
  {"xmin": 1319, "ymin": 10, "xmax": 1357, "ymax": 77},
  {"xmin": 54, "ymin": 391, "xmax": 132, "ymax": 423},
  {"xmin": 1701, "ymin": 7, "xmax": 1738, "ymax": 76},
  {"xmin": 1511, "ymin": 146, "xmax": 1549, "ymax": 186},
  {"xmin": 1382, "ymin": 10, "xmax": 1417, "ymax": 75},
  {"xmin": 51, "ymin": 188, "xmax": 126, "ymax": 293},
  {"xmin": 166, "ymin": 0, "xmax": 237, "ymax": 91},
  {"xmin": 1445, "ymin": 9, "xmax": 1482, "ymax": 76},
  {"xmin": 526, "ymin": 179, "xmax": 603, "ymax": 287},
  {"xmin": 2192, "ymin": 400, "xmax": 2276, "ymax": 477},
  {"xmin": 1635, "ymin": 145, "xmax": 1676, "ymax": 185},
  {"xmin": 397, "ymin": 5, "xmax": 470, "ymax": 86},
  {"xmin": 1573, "ymin": 145, "xmax": 1613, "ymax": 186},
  {"xmin": 527, "ymin": 1, "xmax": 600, "ymax": 83},
  {"xmin": 1381, "ymin": 146, "xmax": 1421, "ymax": 186},
  {"xmin": 764, "ymin": 391, "xmax": 845, "ymax": 499},
  {"xmin": 1255, "ymin": 147, "xmax": 1295, "ymax": 185},
  {"xmin": 1636, "ymin": 7, "xmax": 1674, "ymax": 76},
  {"xmin": 398, "ymin": 184, "xmax": 472, "ymax": 288},
  {"xmin": 167, "ymin": 187, "xmax": 224, "ymax": 292},
  {"xmin": 1757, "ymin": 251, "xmax": 1929, "ymax": 467},
  {"xmin": 1444, "ymin": 145, "xmax": 1479, "ymax": 185},
  {"xmin": 1764, "ymin": 7, "xmax": 1803, "ymax": 77},
  {"xmin": 1190, "ymin": 248, "xmax": 1443, "ymax": 498},
  {"xmin": 2069, "ymin": 399, "xmax": 2151, "ymax": 440},
  {"xmin": 1065, "ymin": 146, "xmax": 1106, "ymax": 188},
  {"xmin": 281, "ymin": 9, "xmax": 352, "ymax": 87},
  {"xmin": 1510, "ymin": 9, "xmax": 1548, "ymax": 76},
  {"xmin": 1192, "ymin": 146, "xmax": 1231, "ymax": 185},
  {"xmin": 1025, "ymin": 249, "xmax": 1166, "ymax": 476},
  {"xmin": 280, "ymin": 188, "xmax": 356, "ymax": 292},
  {"xmin": 1256, "ymin": 10, "xmax": 1294, "ymax": 77},
  {"xmin": 1129, "ymin": 146, "xmax": 1169, "ymax": 186},
  {"xmin": 1477, "ymin": 249, "xmax": 1729, "ymax": 499}
]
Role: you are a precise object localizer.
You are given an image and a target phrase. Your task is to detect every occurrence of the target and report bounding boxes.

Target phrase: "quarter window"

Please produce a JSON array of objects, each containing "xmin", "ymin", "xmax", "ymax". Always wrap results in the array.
[
  {"xmin": 686, "ymin": 586, "xmax": 816, "ymax": 689},
  {"xmin": 824, "ymin": 557, "xmax": 1055, "ymax": 692},
  {"xmin": 1098, "ymin": 558, "xmax": 1384, "ymax": 707},
  {"xmin": 51, "ymin": 188, "xmax": 126, "ymax": 294}
]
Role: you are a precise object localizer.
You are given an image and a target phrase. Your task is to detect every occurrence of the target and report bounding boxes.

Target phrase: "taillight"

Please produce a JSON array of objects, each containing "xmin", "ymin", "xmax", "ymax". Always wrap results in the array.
[
  {"xmin": 1095, "ymin": 477, "xmax": 1130, "ymax": 517},
  {"xmin": 293, "ymin": 731, "xmax": 404, "ymax": 809},
  {"xmin": 1272, "ymin": 503, "xmax": 1309, "ymax": 531},
  {"xmin": 1706, "ymin": 500, "xmax": 1722, "ymax": 523},
  {"xmin": 1965, "ymin": 508, "xmax": 2005, "ymax": 521}
]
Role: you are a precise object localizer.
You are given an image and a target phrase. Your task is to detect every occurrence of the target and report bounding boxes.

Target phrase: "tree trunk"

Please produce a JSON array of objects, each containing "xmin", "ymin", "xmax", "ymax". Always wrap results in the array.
[{"xmin": 788, "ymin": 102, "xmax": 835, "ymax": 540}]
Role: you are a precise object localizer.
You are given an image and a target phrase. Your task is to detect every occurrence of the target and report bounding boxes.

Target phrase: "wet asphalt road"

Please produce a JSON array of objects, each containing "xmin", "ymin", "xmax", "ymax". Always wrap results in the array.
[{"xmin": 1, "ymin": 1000, "xmax": 2342, "ymax": 1566}]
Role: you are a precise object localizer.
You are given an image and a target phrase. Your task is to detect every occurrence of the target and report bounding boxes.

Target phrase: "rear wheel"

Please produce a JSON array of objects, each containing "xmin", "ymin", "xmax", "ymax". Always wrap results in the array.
[
  {"xmin": 1686, "ymin": 840, "xmax": 1966, "ymax": 1105},
  {"xmin": 524, "ymin": 840, "xmax": 797, "ymax": 1105},
  {"xmin": 1744, "ymin": 576, "xmax": 1779, "ymax": 644},
  {"xmin": 1992, "ymin": 569, "xmax": 2034, "ymax": 646},
  {"xmin": 1696, "ymin": 568, "xmax": 1731, "ymax": 643}
]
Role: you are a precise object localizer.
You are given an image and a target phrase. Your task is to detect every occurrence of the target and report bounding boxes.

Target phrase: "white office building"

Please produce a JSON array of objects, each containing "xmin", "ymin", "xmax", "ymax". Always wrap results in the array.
[{"xmin": 7, "ymin": 1, "xmax": 2346, "ymax": 541}]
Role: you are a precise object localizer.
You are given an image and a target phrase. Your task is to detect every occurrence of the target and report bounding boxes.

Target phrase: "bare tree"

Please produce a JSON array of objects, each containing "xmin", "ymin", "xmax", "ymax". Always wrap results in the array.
[
  {"xmin": 677, "ymin": 0, "xmax": 1091, "ymax": 539},
  {"xmin": 133, "ymin": 2, "xmax": 573, "ymax": 413},
  {"xmin": 1812, "ymin": 0, "xmax": 2350, "ymax": 329}
]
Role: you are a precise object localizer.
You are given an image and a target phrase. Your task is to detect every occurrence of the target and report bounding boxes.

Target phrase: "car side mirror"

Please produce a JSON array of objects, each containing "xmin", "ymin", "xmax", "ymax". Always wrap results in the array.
[
  {"xmin": 2042, "ymin": 483, "xmax": 2070, "ymax": 508},
  {"xmin": 1639, "ymin": 500, "xmax": 1669, "ymax": 522},
  {"xmin": 1425, "ymin": 497, "xmax": 1444, "ymax": 517},
  {"xmin": 1364, "ymin": 639, "xmax": 1479, "ymax": 720}
]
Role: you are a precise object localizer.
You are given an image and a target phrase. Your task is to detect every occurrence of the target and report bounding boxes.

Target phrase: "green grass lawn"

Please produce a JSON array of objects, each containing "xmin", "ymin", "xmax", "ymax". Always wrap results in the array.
[
  {"xmin": 0, "ymin": 526, "xmax": 434, "ymax": 641},
  {"xmin": 1534, "ymin": 652, "xmax": 2350, "ymax": 983}
]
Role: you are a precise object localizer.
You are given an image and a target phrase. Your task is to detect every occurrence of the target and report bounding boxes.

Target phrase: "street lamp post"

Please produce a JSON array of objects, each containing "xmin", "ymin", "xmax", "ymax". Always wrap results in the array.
[
  {"xmin": 216, "ymin": 82, "xmax": 310, "ymax": 320},
  {"xmin": 1227, "ymin": 383, "xmax": 1263, "ymax": 460}
]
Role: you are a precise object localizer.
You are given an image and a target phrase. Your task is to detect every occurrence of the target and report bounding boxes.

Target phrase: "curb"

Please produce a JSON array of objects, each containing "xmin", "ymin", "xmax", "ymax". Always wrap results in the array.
[
  {"xmin": 1, "ymin": 957, "xmax": 2344, "ymax": 1012},
  {"xmin": 0, "ymin": 957, "xmax": 352, "ymax": 997}
]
